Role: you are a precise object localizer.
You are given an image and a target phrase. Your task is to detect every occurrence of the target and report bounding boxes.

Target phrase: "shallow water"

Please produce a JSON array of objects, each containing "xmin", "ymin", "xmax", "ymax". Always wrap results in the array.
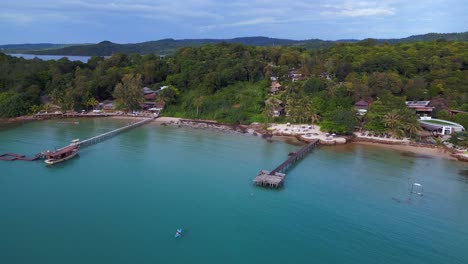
[{"xmin": 1, "ymin": 119, "xmax": 467, "ymax": 264}]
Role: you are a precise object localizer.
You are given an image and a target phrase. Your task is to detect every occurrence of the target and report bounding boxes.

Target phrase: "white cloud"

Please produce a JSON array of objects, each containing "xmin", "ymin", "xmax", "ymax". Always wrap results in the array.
[
  {"xmin": 321, "ymin": 1, "xmax": 396, "ymax": 17},
  {"xmin": 0, "ymin": 13, "xmax": 34, "ymax": 25}
]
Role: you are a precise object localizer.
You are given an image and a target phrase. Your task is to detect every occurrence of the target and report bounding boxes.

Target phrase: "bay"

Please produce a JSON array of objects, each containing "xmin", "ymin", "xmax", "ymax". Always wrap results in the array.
[
  {"xmin": 8, "ymin": 53, "xmax": 92, "ymax": 63},
  {"xmin": 0, "ymin": 118, "xmax": 467, "ymax": 264}
]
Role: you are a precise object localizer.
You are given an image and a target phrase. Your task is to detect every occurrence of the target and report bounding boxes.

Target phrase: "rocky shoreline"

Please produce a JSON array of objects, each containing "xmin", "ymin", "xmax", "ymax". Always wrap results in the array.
[
  {"xmin": 158, "ymin": 118, "xmax": 272, "ymax": 138},
  {"xmin": 155, "ymin": 117, "xmax": 467, "ymax": 162}
]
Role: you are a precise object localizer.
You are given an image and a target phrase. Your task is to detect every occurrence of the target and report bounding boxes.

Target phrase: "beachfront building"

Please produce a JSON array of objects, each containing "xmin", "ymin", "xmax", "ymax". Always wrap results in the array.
[
  {"xmin": 143, "ymin": 87, "xmax": 156, "ymax": 100},
  {"xmin": 99, "ymin": 100, "xmax": 115, "ymax": 110},
  {"xmin": 265, "ymin": 98, "xmax": 285, "ymax": 117},
  {"xmin": 419, "ymin": 117, "xmax": 465, "ymax": 135},
  {"xmin": 405, "ymin": 101, "xmax": 434, "ymax": 117}
]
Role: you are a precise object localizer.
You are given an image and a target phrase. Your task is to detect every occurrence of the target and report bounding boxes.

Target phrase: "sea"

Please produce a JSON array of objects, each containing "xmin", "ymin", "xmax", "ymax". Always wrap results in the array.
[
  {"xmin": 8, "ymin": 53, "xmax": 91, "ymax": 63},
  {"xmin": 0, "ymin": 118, "xmax": 467, "ymax": 264}
]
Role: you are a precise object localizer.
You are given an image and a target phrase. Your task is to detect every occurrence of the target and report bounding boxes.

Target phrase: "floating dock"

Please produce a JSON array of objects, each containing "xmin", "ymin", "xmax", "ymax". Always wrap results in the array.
[{"xmin": 254, "ymin": 139, "xmax": 319, "ymax": 188}]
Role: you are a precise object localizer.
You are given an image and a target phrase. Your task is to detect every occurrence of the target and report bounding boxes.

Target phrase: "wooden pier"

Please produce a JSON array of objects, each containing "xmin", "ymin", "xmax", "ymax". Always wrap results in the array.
[
  {"xmin": 254, "ymin": 139, "xmax": 319, "ymax": 188},
  {"xmin": 77, "ymin": 117, "xmax": 155, "ymax": 148}
]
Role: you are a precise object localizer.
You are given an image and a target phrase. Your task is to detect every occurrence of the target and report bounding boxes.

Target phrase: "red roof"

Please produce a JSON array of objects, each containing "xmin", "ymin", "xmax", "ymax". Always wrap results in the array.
[
  {"xmin": 144, "ymin": 93, "xmax": 156, "ymax": 100},
  {"xmin": 414, "ymin": 107, "xmax": 434, "ymax": 112}
]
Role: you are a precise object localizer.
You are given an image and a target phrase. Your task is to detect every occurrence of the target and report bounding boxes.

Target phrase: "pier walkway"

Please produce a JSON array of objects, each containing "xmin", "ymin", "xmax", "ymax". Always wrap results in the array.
[
  {"xmin": 254, "ymin": 139, "xmax": 319, "ymax": 188},
  {"xmin": 77, "ymin": 117, "xmax": 155, "ymax": 148}
]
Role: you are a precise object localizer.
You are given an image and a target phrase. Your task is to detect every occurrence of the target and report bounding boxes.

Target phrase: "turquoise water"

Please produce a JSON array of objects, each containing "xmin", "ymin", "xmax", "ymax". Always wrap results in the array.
[{"xmin": 1, "ymin": 119, "xmax": 467, "ymax": 264}]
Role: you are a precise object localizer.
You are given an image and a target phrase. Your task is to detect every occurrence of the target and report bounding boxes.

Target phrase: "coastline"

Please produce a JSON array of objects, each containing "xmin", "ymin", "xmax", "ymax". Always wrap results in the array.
[
  {"xmin": 150, "ymin": 116, "xmax": 466, "ymax": 162},
  {"xmin": 351, "ymin": 141, "xmax": 456, "ymax": 160},
  {"xmin": 0, "ymin": 116, "xmax": 37, "ymax": 129},
  {"xmin": 3, "ymin": 114, "xmax": 466, "ymax": 162}
]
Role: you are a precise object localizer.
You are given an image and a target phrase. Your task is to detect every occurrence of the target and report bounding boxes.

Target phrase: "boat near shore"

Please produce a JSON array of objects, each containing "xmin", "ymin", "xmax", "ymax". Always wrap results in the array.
[{"xmin": 44, "ymin": 140, "xmax": 80, "ymax": 165}]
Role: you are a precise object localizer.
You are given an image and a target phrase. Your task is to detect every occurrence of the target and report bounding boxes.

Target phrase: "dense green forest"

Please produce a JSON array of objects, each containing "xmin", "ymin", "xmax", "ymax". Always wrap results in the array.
[
  {"xmin": 3, "ymin": 32, "xmax": 468, "ymax": 56},
  {"xmin": 1, "ymin": 40, "xmax": 467, "ymax": 141}
]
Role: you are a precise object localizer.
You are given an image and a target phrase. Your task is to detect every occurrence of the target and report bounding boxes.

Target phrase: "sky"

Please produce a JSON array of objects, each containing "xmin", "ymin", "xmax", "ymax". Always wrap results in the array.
[{"xmin": 0, "ymin": 0, "xmax": 467, "ymax": 44}]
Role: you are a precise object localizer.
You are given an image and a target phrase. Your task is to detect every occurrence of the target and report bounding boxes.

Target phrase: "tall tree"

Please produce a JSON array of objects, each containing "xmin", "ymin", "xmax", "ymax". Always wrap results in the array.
[{"xmin": 113, "ymin": 73, "xmax": 143, "ymax": 111}]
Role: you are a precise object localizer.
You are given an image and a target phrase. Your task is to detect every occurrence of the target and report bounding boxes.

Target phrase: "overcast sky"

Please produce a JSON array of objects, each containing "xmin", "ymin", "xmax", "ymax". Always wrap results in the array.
[{"xmin": 1, "ymin": 0, "xmax": 467, "ymax": 44}]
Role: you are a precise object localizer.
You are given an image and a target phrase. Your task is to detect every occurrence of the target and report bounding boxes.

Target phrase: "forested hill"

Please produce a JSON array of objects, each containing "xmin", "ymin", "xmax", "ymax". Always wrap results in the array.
[
  {"xmin": 13, "ymin": 32, "xmax": 468, "ymax": 56},
  {"xmin": 384, "ymin": 32, "xmax": 468, "ymax": 43},
  {"xmin": 0, "ymin": 43, "xmax": 75, "ymax": 53},
  {"xmin": 28, "ymin": 37, "xmax": 307, "ymax": 56}
]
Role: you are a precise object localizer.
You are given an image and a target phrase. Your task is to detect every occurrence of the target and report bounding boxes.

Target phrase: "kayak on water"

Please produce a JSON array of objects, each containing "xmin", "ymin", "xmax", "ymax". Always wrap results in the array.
[{"xmin": 175, "ymin": 229, "xmax": 183, "ymax": 238}]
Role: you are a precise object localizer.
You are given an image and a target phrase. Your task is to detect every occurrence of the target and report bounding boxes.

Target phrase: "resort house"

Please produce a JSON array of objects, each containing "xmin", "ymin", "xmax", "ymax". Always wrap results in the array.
[
  {"xmin": 405, "ymin": 101, "xmax": 434, "ymax": 117},
  {"xmin": 143, "ymin": 87, "xmax": 156, "ymax": 100},
  {"xmin": 288, "ymin": 69, "xmax": 304, "ymax": 82},
  {"xmin": 354, "ymin": 100, "xmax": 369, "ymax": 116},
  {"xmin": 418, "ymin": 117, "xmax": 465, "ymax": 136},
  {"xmin": 270, "ymin": 81, "xmax": 283, "ymax": 94},
  {"xmin": 265, "ymin": 98, "xmax": 285, "ymax": 117}
]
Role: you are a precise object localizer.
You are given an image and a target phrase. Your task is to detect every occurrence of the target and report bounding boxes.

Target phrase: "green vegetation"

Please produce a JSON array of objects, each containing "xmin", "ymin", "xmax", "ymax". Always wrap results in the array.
[
  {"xmin": 0, "ymin": 39, "xmax": 467, "ymax": 139},
  {"xmin": 12, "ymin": 32, "xmax": 468, "ymax": 56},
  {"xmin": 449, "ymin": 131, "xmax": 468, "ymax": 148}
]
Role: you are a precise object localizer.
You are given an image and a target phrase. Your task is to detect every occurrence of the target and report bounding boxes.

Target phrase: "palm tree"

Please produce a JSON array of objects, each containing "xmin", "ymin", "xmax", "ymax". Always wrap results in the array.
[
  {"xmin": 405, "ymin": 121, "xmax": 421, "ymax": 139},
  {"xmin": 384, "ymin": 110, "xmax": 401, "ymax": 130},
  {"xmin": 263, "ymin": 100, "xmax": 274, "ymax": 128}
]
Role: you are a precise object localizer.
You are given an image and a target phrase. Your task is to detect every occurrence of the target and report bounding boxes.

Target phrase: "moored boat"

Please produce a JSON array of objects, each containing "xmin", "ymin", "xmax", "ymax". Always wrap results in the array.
[{"xmin": 44, "ymin": 144, "xmax": 79, "ymax": 165}]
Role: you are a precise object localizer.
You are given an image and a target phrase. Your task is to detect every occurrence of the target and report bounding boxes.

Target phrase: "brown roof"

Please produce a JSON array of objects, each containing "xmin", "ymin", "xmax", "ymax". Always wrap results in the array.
[
  {"xmin": 354, "ymin": 100, "xmax": 369, "ymax": 107},
  {"xmin": 270, "ymin": 81, "xmax": 282, "ymax": 89},
  {"xmin": 414, "ymin": 107, "xmax": 434, "ymax": 112},
  {"xmin": 47, "ymin": 145, "xmax": 78, "ymax": 158},
  {"xmin": 144, "ymin": 93, "xmax": 156, "ymax": 100}
]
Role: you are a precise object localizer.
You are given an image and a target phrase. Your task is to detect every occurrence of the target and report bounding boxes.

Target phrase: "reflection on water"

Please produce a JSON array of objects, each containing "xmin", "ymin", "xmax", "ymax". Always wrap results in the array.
[{"xmin": 400, "ymin": 151, "xmax": 433, "ymax": 159}]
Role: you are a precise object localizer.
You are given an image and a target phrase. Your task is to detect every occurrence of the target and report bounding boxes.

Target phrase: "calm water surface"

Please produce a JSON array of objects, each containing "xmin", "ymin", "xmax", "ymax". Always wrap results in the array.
[
  {"xmin": 1, "ymin": 118, "xmax": 467, "ymax": 264},
  {"xmin": 8, "ymin": 53, "xmax": 91, "ymax": 63}
]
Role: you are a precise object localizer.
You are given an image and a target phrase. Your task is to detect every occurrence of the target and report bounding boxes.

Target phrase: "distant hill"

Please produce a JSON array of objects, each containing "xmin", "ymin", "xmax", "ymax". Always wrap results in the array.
[
  {"xmin": 382, "ymin": 32, "xmax": 468, "ymax": 43},
  {"xmin": 7, "ymin": 32, "xmax": 468, "ymax": 56},
  {"xmin": 0, "ymin": 43, "xmax": 76, "ymax": 53},
  {"xmin": 27, "ymin": 37, "xmax": 309, "ymax": 56}
]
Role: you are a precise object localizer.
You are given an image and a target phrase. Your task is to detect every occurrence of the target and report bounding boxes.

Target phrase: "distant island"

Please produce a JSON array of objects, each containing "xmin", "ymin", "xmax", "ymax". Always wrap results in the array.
[{"xmin": 1, "ymin": 32, "xmax": 468, "ymax": 56}]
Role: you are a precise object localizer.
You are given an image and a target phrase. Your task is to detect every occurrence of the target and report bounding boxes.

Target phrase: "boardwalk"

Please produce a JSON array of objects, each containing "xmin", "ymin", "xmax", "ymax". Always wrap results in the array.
[{"xmin": 254, "ymin": 139, "xmax": 319, "ymax": 188}]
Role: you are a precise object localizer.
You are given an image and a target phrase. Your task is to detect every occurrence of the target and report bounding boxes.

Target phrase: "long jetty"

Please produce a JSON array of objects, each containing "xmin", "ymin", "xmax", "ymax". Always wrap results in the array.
[
  {"xmin": 1, "ymin": 116, "xmax": 157, "ymax": 161},
  {"xmin": 77, "ymin": 117, "xmax": 155, "ymax": 148},
  {"xmin": 254, "ymin": 139, "xmax": 319, "ymax": 188}
]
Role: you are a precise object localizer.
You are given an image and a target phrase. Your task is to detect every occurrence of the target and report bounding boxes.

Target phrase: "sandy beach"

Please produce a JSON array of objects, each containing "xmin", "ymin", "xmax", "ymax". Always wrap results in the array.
[{"xmin": 352, "ymin": 141, "xmax": 457, "ymax": 160}]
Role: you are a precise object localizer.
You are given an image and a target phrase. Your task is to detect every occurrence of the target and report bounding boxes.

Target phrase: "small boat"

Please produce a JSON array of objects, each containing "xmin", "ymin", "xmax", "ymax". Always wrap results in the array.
[
  {"xmin": 174, "ymin": 229, "xmax": 183, "ymax": 238},
  {"xmin": 44, "ymin": 144, "xmax": 79, "ymax": 165}
]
